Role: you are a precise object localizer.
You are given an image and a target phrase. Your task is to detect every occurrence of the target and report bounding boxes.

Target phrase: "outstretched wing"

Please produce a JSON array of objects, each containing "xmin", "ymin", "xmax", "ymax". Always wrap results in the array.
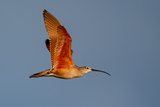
[{"xmin": 43, "ymin": 10, "xmax": 75, "ymax": 69}]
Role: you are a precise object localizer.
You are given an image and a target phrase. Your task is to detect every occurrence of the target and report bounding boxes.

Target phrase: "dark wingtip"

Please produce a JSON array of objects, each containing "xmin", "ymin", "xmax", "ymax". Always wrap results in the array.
[
  {"xmin": 43, "ymin": 9, "xmax": 47, "ymax": 15},
  {"xmin": 29, "ymin": 69, "xmax": 50, "ymax": 78},
  {"xmin": 29, "ymin": 72, "xmax": 40, "ymax": 78},
  {"xmin": 29, "ymin": 74, "xmax": 38, "ymax": 78},
  {"xmin": 29, "ymin": 75, "xmax": 34, "ymax": 78},
  {"xmin": 43, "ymin": 9, "xmax": 47, "ymax": 12},
  {"xmin": 45, "ymin": 39, "xmax": 50, "ymax": 45}
]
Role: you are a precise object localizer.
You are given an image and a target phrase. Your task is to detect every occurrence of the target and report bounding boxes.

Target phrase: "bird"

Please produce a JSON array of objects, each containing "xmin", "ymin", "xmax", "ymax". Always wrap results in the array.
[{"xmin": 29, "ymin": 9, "xmax": 111, "ymax": 79}]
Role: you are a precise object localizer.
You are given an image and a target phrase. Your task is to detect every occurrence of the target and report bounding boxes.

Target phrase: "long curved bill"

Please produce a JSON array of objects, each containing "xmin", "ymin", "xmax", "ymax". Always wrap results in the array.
[{"xmin": 91, "ymin": 69, "xmax": 111, "ymax": 76}]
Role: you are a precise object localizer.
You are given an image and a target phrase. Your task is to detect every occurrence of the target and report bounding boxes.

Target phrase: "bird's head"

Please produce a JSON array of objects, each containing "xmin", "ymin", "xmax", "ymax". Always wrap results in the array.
[{"xmin": 80, "ymin": 66, "xmax": 111, "ymax": 76}]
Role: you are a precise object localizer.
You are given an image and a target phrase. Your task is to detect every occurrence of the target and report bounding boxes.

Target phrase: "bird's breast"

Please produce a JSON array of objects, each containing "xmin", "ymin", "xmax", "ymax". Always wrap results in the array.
[{"xmin": 53, "ymin": 68, "xmax": 83, "ymax": 79}]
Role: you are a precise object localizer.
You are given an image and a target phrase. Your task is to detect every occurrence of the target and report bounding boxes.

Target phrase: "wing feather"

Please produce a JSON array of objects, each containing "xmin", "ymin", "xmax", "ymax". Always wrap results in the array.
[{"xmin": 43, "ymin": 10, "xmax": 74, "ymax": 69}]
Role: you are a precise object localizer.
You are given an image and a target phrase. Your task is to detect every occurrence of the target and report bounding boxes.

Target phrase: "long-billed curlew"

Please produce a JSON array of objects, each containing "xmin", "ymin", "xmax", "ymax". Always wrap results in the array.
[{"xmin": 30, "ymin": 10, "xmax": 111, "ymax": 79}]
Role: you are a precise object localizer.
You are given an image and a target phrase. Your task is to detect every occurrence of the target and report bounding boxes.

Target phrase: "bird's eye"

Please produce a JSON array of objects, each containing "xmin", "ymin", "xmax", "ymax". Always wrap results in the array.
[{"xmin": 86, "ymin": 66, "xmax": 89, "ymax": 69}]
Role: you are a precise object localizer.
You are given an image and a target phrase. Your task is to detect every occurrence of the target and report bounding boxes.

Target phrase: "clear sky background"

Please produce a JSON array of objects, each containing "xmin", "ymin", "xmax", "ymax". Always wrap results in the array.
[{"xmin": 0, "ymin": 0, "xmax": 159, "ymax": 107}]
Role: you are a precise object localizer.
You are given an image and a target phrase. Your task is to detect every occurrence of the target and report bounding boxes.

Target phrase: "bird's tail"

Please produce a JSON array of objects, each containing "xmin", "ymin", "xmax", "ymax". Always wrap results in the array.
[{"xmin": 29, "ymin": 69, "xmax": 50, "ymax": 78}]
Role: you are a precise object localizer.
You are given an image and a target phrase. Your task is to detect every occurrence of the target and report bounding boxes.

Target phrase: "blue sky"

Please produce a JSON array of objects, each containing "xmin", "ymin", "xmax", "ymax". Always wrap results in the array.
[{"xmin": 0, "ymin": 0, "xmax": 159, "ymax": 107}]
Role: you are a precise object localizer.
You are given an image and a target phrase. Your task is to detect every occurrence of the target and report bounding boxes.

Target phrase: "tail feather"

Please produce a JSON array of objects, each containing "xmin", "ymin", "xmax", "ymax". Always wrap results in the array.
[{"xmin": 30, "ymin": 69, "xmax": 50, "ymax": 78}]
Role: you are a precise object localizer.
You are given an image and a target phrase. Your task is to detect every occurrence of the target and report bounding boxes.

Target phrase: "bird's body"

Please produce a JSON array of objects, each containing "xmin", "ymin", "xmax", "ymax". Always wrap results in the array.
[
  {"xmin": 30, "ymin": 10, "xmax": 110, "ymax": 79},
  {"xmin": 31, "ymin": 65, "xmax": 84, "ymax": 79}
]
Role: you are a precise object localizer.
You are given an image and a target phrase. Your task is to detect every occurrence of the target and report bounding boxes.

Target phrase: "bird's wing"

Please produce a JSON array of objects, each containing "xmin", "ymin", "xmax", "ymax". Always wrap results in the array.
[
  {"xmin": 45, "ymin": 39, "xmax": 50, "ymax": 52},
  {"xmin": 43, "ymin": 10, "xmax": 74, "ymax": 69},
  {"xmin": 45, "ymin": 39, "xmax": 73, "ymax": 56}
]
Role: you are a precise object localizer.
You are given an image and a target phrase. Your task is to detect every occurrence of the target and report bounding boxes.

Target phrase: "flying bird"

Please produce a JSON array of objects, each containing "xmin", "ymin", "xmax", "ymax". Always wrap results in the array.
[{"xmin": 30, "ymin": 10, "xmax": 111, "ymax": 79}]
